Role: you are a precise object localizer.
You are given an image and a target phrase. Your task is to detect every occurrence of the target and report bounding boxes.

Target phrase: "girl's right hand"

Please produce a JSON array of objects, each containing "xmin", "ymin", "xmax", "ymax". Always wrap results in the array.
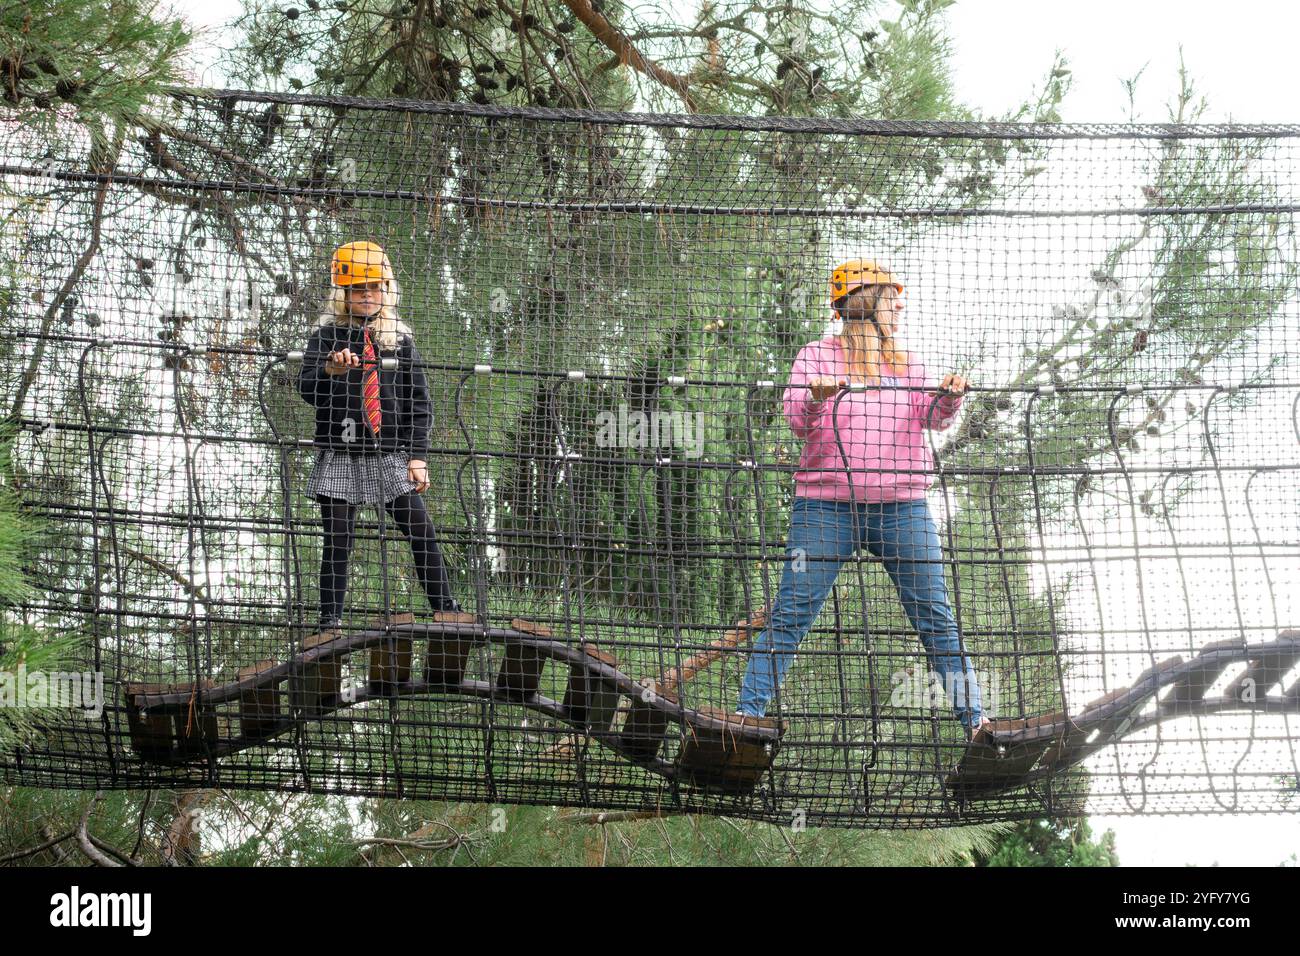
[
  {"xmin": 808, "ymin": 375, "xmax": 845, "ymax": 402},
  {"xmin": 325, "ymin": 348, "xmax": 361, "ymax": 375}
]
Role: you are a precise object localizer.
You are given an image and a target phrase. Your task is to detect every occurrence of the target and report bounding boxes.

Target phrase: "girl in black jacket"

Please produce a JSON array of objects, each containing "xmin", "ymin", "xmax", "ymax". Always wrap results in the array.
[{"xmin": 296, "ymin": 240, "xmax": 460, "ymax": 629}]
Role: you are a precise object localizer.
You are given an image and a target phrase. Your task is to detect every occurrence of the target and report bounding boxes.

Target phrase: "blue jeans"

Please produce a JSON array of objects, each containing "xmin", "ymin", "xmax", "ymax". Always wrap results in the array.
[{"xmin": 737, "ymin": 496, "xmax": 985, "ymax": 729}]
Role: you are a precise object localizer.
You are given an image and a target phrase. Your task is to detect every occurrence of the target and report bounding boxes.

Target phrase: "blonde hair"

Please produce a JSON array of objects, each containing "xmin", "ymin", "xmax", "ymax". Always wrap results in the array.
[
  {"xmin": 316, "ymin": 253, "xmax": 412, "ymax": 352},
  {"xmin": 835, "ymin": 283, "xmax": 909, "ymax": 384}
]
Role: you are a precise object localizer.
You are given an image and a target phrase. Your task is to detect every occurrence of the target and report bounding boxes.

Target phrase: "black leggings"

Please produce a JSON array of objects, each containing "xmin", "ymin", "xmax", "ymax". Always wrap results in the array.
[{"xmin": 318, "ymin": 492, "xmax": 454, "ymax": 623}]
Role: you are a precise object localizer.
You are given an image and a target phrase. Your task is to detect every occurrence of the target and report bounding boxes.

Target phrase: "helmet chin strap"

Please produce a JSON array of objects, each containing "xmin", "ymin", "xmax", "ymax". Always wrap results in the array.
[{"xmin": 836, "ymin": 309, "xmax": 882, "ymax": 330}]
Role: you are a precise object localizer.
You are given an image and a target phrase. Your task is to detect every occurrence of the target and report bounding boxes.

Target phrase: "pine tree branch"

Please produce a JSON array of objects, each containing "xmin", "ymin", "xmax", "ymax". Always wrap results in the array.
[
  {"xmin": 7, "ymin": 123, "xmax": 124, "ymax": 422},
  {"xmin": 130, "ymin": 113, "xmax": 283, "ymax": 185},
  {"xmin": 351, "ymin": 820, "xmax": 471, "ymax": 864},
  {"xmin": 39, "ymin": 824, "xmax": 74, "ymax": 865},
  {"xmin": 557, "ymin": 809, "xmax": 676, "ymax": 825},
  {"xmin": 0, "ymin": 827, "xmax": 75, "ymax": 864},
  {"xmin": 558, "ymin": 0, "xmax": 698, "ymax": 111},
  {"xmin": 76, "ymin": 792, "xmax": 124, "ymax": 867}
]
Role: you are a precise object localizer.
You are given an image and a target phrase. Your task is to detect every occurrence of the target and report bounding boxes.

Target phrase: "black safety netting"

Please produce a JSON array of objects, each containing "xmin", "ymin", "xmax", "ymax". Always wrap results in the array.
[{"xmin": 1, "ymin": 88, "xmax": 1299, "ymax": 827}]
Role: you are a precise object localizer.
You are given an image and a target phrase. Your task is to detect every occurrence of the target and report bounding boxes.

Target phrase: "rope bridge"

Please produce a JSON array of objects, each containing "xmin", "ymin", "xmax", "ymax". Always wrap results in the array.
[{"xmin": 2, "ymin": 88, "xmax": 1299, "ymax": 827}]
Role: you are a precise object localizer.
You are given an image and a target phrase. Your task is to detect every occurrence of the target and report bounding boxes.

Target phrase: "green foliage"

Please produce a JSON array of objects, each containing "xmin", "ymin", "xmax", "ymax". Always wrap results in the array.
[
  {"xmin": 0, "ymin": 784, "xmax": 1007, "ymax": 865},
  {"xmin": 970, "ymin": 817, "xmax": 1120, "ymax": 867},
  {"xmin": 0, "ymin": 0, "xmax": 192, "ymax": 150},
  {"xmin": 0, "ymin": 420, "xmax": 83, "ymax": 750},
  {"xmin": 0, "ymin": 421, "xmax": 36, "ymax": 605}
]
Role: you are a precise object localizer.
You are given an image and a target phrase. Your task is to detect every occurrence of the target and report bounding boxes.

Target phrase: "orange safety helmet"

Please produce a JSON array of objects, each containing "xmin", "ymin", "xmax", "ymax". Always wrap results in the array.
[
  {"xmin": 330, "ymin": 240, "xmax": 390, "ymax": 286},
  {"xmin": 829, "ymin": 258, "xmax": 903, "ymax": 307}
]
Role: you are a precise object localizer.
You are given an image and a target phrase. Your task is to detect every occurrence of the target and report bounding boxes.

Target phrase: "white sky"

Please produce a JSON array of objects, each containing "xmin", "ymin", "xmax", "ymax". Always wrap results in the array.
[
  {"xmin": 157, "ymin": 0, "xmax": 1300, "ymax": 865},
  {"xmin": 947, "ymin": 1, "xmax": 1300, "ymax": 125}
]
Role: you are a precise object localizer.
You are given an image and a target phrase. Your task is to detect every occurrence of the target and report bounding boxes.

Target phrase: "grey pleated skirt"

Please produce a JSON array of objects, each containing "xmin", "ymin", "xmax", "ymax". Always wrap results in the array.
[{"xmin": 306, "ymin": 448, "xmax": 418, "ymax": 504}]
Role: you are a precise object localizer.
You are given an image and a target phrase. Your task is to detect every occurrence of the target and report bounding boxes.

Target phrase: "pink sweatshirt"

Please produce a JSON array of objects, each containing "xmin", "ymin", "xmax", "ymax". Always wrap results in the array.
[{"xmin": 782, "ymin": 335, "xmax": 964, "ymax": 503}]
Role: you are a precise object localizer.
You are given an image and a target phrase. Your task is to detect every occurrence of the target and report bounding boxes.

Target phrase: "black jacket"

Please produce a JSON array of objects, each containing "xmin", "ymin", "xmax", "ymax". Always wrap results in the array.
[{"xmin": 296, "ymin": 322, "xmax": 432, "ymax": 460}]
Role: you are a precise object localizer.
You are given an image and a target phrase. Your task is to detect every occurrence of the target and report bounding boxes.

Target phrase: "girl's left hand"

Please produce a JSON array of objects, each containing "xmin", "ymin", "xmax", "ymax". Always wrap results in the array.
[
  {"xmin": 937, "ymin": 373, "xmax": 969, "ymax": 396},
  {"xmin": 408, "ymin": 458, "xmax": 429, "ymax": 493}
]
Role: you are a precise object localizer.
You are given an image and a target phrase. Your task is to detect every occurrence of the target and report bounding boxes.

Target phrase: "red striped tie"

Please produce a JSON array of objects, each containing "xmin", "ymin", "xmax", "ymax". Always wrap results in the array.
[{"xmin": 361, "ymin": 326, "xmax": 382, "ymax": 437}]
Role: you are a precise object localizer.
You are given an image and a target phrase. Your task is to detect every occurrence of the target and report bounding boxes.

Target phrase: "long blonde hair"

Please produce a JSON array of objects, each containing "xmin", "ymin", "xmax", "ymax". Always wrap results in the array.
[
  {"xmin": 835, "ymin": 283, "xmax": 909, "ymax": 384},
  {"xmin": 316, "ymin": 259, "xmax": 412, "ymax": 352}
]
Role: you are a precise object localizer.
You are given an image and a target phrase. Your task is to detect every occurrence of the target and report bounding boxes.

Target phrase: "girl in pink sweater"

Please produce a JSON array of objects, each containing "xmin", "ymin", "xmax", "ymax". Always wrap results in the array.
[{"xmin": 737, "ymin": 260, "xmax": 991, "ymax": 740}]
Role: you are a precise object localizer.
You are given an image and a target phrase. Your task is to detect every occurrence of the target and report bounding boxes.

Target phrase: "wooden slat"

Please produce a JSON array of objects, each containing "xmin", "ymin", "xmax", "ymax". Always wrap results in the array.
[
  {"xmin": 125, "ymin": 679, "xmax": 217, "ymax": 763},
  {"xmin": 1164, "ymin": 642, "xmax": 1239, "ymax": 707},
  {"xmin": 290, "ymin": 629, "xmax": 344, "ymax": 717},
  {"xmin": 510, "ymin": 618, "xmax": 554, "ymax": 638},
  {"xmin": 494, "ymin": 619, "xmax": 557, "ymax": 700},
  {"xmin": 1223, "ymin": 634, "xmax": 1300, "ymax": 702},
  {"xmin": 237, "ymin": 661, "xmax": 279, "ymax": 739},
  {"xmin": 677, "ymin": 707, "xmax": 783, "ymax": 793},
  {"xmin": 1041, "ymin": 656, "xmax": 1189, "ymax": 770},
  {"xmin": 368, "ymin": 613, "xmax": 415, "ymax": 692},
  {"xmin": 495, "ymin": 638, "xmax": 546, "ymax": 701},
  {"xmin": 621, "ymin": 681, "xmax": 676, "ymax": 763},
  {"xmin": 124, "ymin": 682, "xmax": 179, "ymax": 762},
  {"xmin": 946, "ymin": 737, "xmax": 1053, "ymax": 799},
  {"xmin": 562, "ymin": 645, "xmax": 621, "ymax": 732},
  {"xmin": 423, "ymin": 611, "xmax": 480, "ymax": 686},
  {"xmin": 174, "ymin": 691, "xmax": 219, "ymax": 759}
]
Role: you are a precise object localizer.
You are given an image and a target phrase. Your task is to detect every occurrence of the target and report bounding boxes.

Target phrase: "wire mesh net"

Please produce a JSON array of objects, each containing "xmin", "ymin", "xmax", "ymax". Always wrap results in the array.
[{"xmin": 2, "ymin": 89, "xmax": 1299, "ymax": 827}]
